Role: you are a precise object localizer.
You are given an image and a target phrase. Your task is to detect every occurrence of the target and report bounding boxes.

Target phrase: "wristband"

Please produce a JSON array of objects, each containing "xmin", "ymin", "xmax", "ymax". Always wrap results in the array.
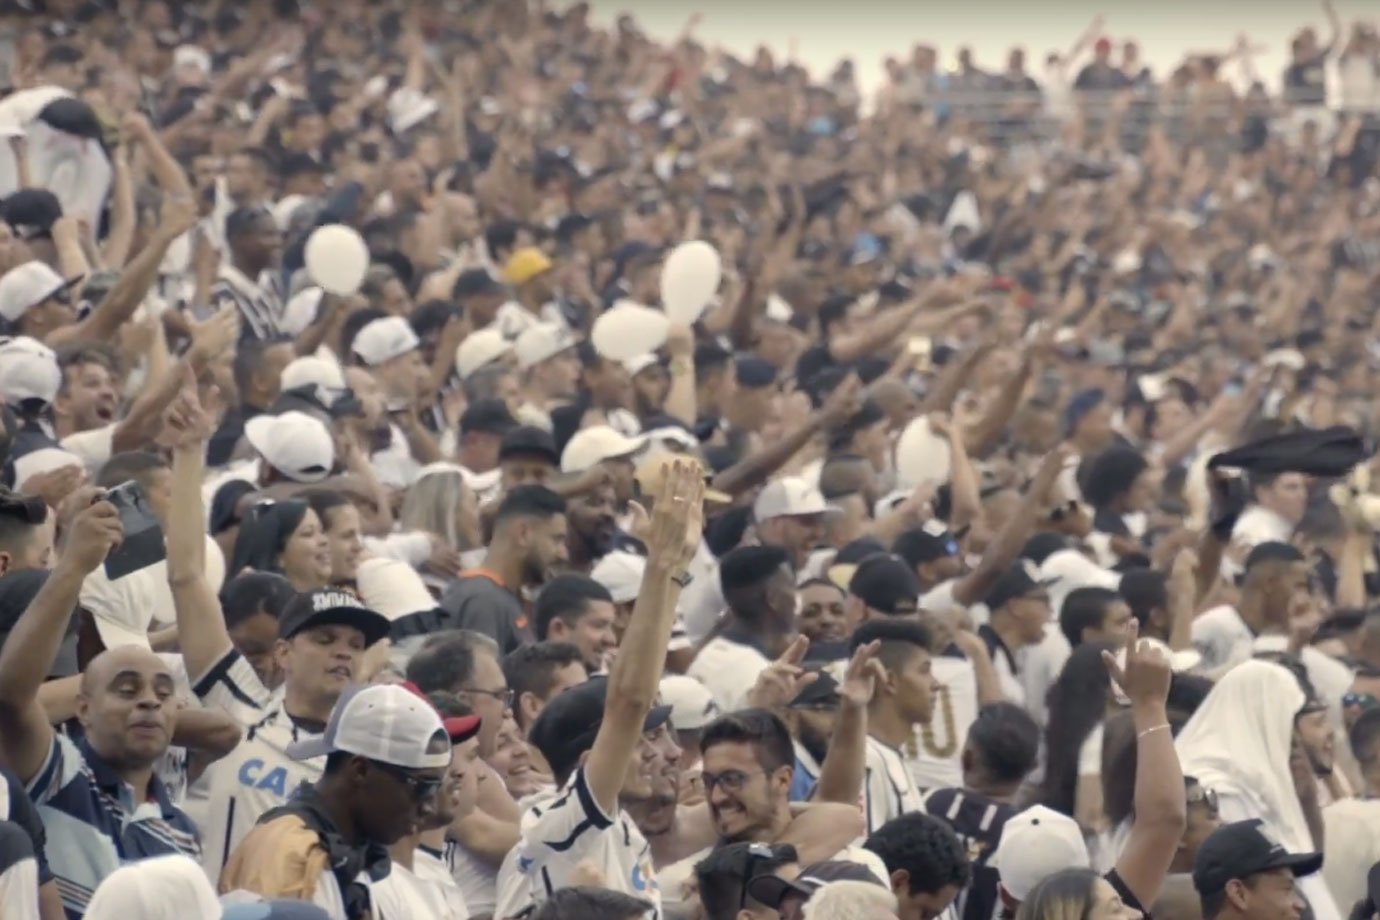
[{"xmin": 1137, "ymin": 723, "xmax": 1170, "ymax": 740}]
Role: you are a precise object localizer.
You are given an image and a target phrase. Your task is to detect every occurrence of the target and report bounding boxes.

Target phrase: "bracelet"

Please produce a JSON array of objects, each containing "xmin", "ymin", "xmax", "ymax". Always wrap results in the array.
[{"xmin": 1137, "ymin": 723, "xmax": 1171, "ymax": 740}]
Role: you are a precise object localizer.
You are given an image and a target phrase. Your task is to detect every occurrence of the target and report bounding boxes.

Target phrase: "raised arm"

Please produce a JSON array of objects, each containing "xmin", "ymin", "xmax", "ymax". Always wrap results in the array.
[
  {"xmin": 0, "ymin": 494, "xmax": 123, "ymax": 782},
  {"xmin": 811, "ymin": 641, "xmax": 880, "ymax": 805},
  {"xmin": 1110, "ymin": 625, "xmax": 1185, "ymax": 909},
  {"xmin": 164, "ymin": 376, "xmax": 237, "ymax": 683},
  {"xmin": 584, "ymin": 462, "xmax": 702, "ymax": 813}
]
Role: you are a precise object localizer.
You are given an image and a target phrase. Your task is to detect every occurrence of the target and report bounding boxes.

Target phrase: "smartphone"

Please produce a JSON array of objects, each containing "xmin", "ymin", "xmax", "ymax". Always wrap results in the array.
[{"xmin": 102, "ymin": 480, "xmax": 166, "ymax": 580}]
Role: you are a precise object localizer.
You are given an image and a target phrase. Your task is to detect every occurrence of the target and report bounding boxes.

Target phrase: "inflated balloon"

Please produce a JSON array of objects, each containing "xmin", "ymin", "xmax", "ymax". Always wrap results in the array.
[
  {"xmin": 659, "ymin": 240, "xmax": 722, "ymax": 324},
  {"xmin": 592, "ymin": 301, "xmax": 670, "ymax": 361},
  {"xmin": 304, "ymin": 224, "xmax": 370, "ymax": 295},
  {"xmin": 895, "ymin": 416, "xmax": 952, "ymax": 487}
]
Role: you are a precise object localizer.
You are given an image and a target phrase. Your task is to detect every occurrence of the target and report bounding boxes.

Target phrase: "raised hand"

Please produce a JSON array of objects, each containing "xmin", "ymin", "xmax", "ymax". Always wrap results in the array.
[
  {"xmin": 1101, "ymin": 621, "xmax": 1171, "ymax": 710},
  {"xmin": 820, "ymin": 373, "xmax": 865, "ymax": 427},
  {"xmin": 19, "ymin": 465, "xmax": 85, "ymax": 511},
  {"xmin": 839, "ymin": 640, "xmax": 885, "ymax": 708},
  {"xmin": 747, "ymin": 634, "xmax": 818, "ymax": 710},
  {"xmin": 60, "ymin": 490, "xmax": 124, "ymax": 574},
  {"xmin": 187, "ymin": 306, "xmax": 240, "ymax": 370},
  {"xmin": 643, "ymin": 459, "xmax": 705, "ymax": 573}
]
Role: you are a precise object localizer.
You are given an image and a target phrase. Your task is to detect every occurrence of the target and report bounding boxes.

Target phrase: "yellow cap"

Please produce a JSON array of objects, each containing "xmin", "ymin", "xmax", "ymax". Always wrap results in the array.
[{"xmin": 504, "ymin": 247, "xmax": 553, "ymax": 285}]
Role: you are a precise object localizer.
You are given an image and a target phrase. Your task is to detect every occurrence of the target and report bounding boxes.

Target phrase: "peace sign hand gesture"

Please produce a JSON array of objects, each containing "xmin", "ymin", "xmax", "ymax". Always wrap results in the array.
[{"xmin": 747, "ymin": 635, "xmax": 818, "ymax": 711}]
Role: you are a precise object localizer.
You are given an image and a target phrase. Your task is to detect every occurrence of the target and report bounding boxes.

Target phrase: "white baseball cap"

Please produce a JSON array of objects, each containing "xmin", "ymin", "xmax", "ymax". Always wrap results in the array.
[
  {"xmin": 11, "ymin": 446, "xmax": 82, "ymax": 489},
  {"xmin": 0, "ymin": 335, "xmax": 60, "ymax": 405},
  {"xmin": 992, "ymin": 805, "xmax": 1090, "ymax": 901},
  {"xmin": 0, "ymin": 261, "xmax": 81, "ymax": 323},
  {"xmin": 280, "ymin": 355, "xmax": 346, "ymax": 406},
  {"xmin": 560, "ymin": 425, "xmax": 647, "ymax": 473},
  {"xmin": 659, "ymin": 675, "xmax": 720, "ymax": 731},
  {"xmin": 352, "ymin": 316, "xmax": 420, "ymax": 367},
  {"xmin": 244, "ymin": 411, "xmax": 336, "ymax": 483},
  {"xmin": 286, "ymin": 683, "xmax": 451, "ymax": 769},
  {"xmin": 753, "ymin": 477, "xmax": 836, "ymax": 522},
  {"xmin": 624, "ymin": 353, "xmax": 660, "ymax": 377},
  {"xmin": 591, "ymin": 550, "xmax": 645, "ymax": 604},
  {"xmin": 455, "ymin": 328, "xmax": 513, "ymax": 378},
  {"xmin": 514, "ymin": 321, "xmax": 575, "ymax": 370},
  {"xmin": 355, "ymin": 556, "xmax": 437, "ymax": 621}
]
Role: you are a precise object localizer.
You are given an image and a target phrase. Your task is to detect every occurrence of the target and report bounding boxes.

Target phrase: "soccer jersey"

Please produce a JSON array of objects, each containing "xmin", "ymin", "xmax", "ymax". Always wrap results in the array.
[
  {"xmin": 192, "ymin": 650, "xmax": 326, "ymax": 878},
  {"xmin": 864, "ymin": 736, "xmax": 925, "ymax": 836},
  {"xmin": 371, "ymin": 852, "xmax": 468, "ymax": 920},
  {"xmin": 495, "ymin": 768, "xmax": 660, "ymax": 919}
]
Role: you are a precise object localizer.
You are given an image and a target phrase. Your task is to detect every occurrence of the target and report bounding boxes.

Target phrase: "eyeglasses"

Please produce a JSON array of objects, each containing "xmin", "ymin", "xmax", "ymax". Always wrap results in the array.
[
  {"xmin": 461, "ymin": 687, "xmax": 515, "ymax": 710},
  {"xmin": 1343, "ymin": 691, "xmax": 1380, "ymax": 711},
  {"xmin": 369, "ymin": 760, "xmax": 445, "ymax": 803},
  {"xmin": 1185, "ymin": 778, "xmax": 1219, "ymax": 815},
  {"xmin": 702, "ymin": 768, "xmax": 766, "ymax": 794}
]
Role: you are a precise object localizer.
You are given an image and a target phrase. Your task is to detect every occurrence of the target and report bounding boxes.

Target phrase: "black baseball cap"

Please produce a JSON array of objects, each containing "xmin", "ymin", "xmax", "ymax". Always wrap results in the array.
[
  {"xmin": 529, "ymin": 676, "xmax": 672, "ymax": 780},
  {"xmin": 984, "ymin": 560, "xmax": 1055, "ymax": 610},
  {"xmin": 279, "ymin": 589, "xmax": 391, "ymax": 648},
  {"xmin": 453, "ymin": 269, "xmax": 504, "ymax": 299},
  {"xmin": 894, "ymin": 523, "xmax": 961, "ymax": 567},
  {"xmin": 748, "ymin": 860, "xmax": 887, "ymax": 908},
  {"xmin": 461, "ymin": 399, "xmax": 518, "ymax": 437},
  {"xmin": 500, "ymin": 426, "xmax": 559, "ymax": 465},
  {"xmin": 0, "ymin": 189, "xmax": 62, "ymax": 240},
  {"xmin": 848, "ymin": 554, "xmax": 920, "ymax": 616},
  {"xmin": 788, "ymin": 671, "xmax": 841, "ymax": 709},
  {"xmin": 1192, "ymin": 819, "xmax": 1322, "ymax": 896}
]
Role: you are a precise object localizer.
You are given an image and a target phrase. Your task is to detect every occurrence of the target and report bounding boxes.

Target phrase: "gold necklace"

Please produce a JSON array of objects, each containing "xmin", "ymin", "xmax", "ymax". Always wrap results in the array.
[{"xmin": 911, "ymin": 684, "xmax": 958, "ymax": 758}]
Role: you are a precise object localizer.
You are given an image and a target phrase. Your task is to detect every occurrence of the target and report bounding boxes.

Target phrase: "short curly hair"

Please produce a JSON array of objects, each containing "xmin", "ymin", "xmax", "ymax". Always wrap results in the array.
[{"xmin": 863, "ymin": 812, "xmax": 971, "ymax": 895}]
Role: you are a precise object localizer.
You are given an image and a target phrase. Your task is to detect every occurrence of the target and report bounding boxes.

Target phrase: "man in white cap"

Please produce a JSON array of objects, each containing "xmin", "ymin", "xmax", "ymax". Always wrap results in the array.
[
  {"xmin": 455, "ymin": 328, "xmax": 514, "ymax": 381},
  {"xmin": 221, "ymin": 683, "xmax": 453, "ymax": 919},
  {"xmin": 351, "ymin": 315, "xmax": 438, "ymax": 488},
  {"xmin": 242, "ymin": 410, "xmax": 337, "ymax": 487},
  {"xmin": 752, "ymin": 477, "xmax": 837, "ymax": 574},
  {"xmin": 514, "ymin": 321, "xmax": 579, "ymax": 431}
]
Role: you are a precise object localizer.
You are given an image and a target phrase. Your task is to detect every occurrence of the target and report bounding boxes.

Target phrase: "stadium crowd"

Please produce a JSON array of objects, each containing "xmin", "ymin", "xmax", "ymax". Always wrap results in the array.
[{"xmin": 2, "ymin": 1, "xmax": 1380, "ymax": 919}]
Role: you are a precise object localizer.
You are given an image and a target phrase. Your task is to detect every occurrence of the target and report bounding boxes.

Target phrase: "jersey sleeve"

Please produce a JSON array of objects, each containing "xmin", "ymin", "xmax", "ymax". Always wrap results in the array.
[
  {"xmin": 4, "ymin": 771, "xmax": 50, "ymax": 885},
  {"xmin": 518, "ymin": 769, "xmax": 615, "ymax": 860},
  {"xmin": 862, "ymin": 746, "xmax": 893, "ymax": 836},
  {"xmin": 192, "ymin": 649, "xmax": 273, "ymax": 727},
  {"xmin": 25, "ymin": 734, "xmax": 85, "ymax": 807}
]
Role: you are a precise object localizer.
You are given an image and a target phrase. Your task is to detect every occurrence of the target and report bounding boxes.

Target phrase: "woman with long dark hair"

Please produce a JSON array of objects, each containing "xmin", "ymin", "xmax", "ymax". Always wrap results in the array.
[
  {"xmin": 1042, "ymin": 640, "xmax": 1119, "ymax": 831},
  {"xmin": 228, "ymin": 499, "xmax": 331, "ymax": 592}
]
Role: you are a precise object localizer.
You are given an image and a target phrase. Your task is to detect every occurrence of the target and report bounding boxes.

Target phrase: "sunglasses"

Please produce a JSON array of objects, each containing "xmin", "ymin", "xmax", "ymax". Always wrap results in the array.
[
  {"xmin": 1185, "ymin": 778, "xmax": 1219, "ymax": 814},
  {"xmin": 1343, "ymin": 691, "xmax": 1380, "ymax": 711},
  {"xmin": 369, "ymin": 760, "xmax": 444, "ymax": 803}
]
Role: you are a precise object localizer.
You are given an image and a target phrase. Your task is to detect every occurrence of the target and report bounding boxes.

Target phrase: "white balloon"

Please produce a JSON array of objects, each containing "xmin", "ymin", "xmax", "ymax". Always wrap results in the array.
[
  {"xmin": 304, "ymin": 224, "xmax": 370, "ymax": 295},
  {"xmin": 592, "ymin": 302, "xmax": 670, "ymax": 361},
  {"xmin": 895, "ymin": 416, "xmax": 952, "ymax": 487},
  {"xmin": 659, "ymin": 240, "xmax": 722, "ymax": 324}
]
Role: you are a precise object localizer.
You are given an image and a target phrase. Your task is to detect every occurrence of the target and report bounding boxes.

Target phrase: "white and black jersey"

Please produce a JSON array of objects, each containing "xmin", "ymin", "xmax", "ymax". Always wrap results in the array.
[
  {"xmin": 923, "ymin": 787, "xmax": 1015, "ymax": 920},
  {"xmin": 192, "ymin": 650, "xmax": 326, "ymax": 878},
  {"xmin": 208, "ymin": 263, "xmax": 286, "ymax": 341},
  {"xmin": 863, "ymin": 736, "xmax": 925, "ymax": 836},
  {"xmin": 495, "ymin": 768, "xmax": 660, "ymax": 920}
]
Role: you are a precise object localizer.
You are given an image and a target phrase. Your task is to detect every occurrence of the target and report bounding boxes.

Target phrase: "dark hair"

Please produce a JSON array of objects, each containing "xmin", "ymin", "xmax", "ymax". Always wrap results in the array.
[
  {"xmin": 229, "ymin": 500, "xmax": 309, "ymax": 576},
  {"xmin": 850, "ymin": 618, "xmax": 933, "ymax": 673},
  {"xmin": 0, "ymin": 489, "xmax": 47, "ymax": 556},
  {"xmin": 699, "ymin": 708, "xmax": 795, "ymax": 773},
  {"xmin": 405, "ymin": 630, "xmax": 498, "ymax": 694},
  {"xmin": 427, "ymin": 691, "xmax": 475, "ymax": 720},
  {"xmin": 864, "ymin": 813, "xmax": 971, "ymax": 895},
  {"xmin": 695, "ymin": 842, "xmax": 799, "ymax": 920},
  {"xmin": 300, "ymin": 489, "xmax": 352, "ymax": 531},
  {"xmin": 534, "ymin": 574, "xmax": 613, "ymax": 640},
  {"xmin": 1041, "ymin": 641, "xmax": 1116, "ymax": 817},
  {"xmin": 410, "ymin": 299, "xmax": 462, "ymax": 339},
  {"xmin": 493, "ymin": 485, "xmax": 566, "ymax": 527},
  {"xmin": 503, "ymin": 641, "xmax": 586, "ymax": 729},
  {"xmin": 1017, "ymin": 868, "xmax": 1101, "ymax": 920},
  {"xmin": 1082, "ymin": 446, "xmax": 1149, "ymax": 509},
  {"xmin": 967, "ymin": 702, "xmax": 1040, "ymax": 784},
  {"xmin": 95, "ymin": 451, "xmax": 168, "ymax": 490},
  {"xmin": 232, "ymin": 335, "xmax": 294, "ymax": 398},
  {"xmin": 56, "ymin": 343, "xmax": 119, "ymax": 394},
  {"xmin": 1350, "ymin": 706, "xmax": 1380, "ymax": 765},
  {"xmin": 225, "ymin": 205, "xmax": 273, "ymax": 242},
  {"xmin": 484, "ymin": 220, "xmax": 523, "ymax": 258},
  {"xmin": 1117, "ymin": 569, "xmax": 1167, "ymax": 629},
  {"xmin": 528, "ymin": 887, "xmax": 653, "ymax": 920},
  {"xmin": 219, "ymin": 572, "xmax": 296, "ymax": 630},
  {"xmin": 1058, "ymin": 587, "xmax": 1122, "ymax": 648}
]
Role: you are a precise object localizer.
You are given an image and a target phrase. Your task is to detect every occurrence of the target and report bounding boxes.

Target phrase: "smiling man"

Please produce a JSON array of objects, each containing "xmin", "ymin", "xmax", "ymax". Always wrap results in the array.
[
  {"xmin": 162, "ymin": 403, "xmax": 391, "ymax": 878},
  {"xmin": 0, "ymin": 491, "xmax": 205, "ymax": 919}
]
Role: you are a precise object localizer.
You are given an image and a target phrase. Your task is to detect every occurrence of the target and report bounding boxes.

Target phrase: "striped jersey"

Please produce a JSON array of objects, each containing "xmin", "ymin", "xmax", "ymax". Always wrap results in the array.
[
  {"xmin": 191, "ymin": 649, "xmax": 326, "ymax": 879},
  {"xmin": 27, "ymin": 734, "xmax": 201, "ymax": 918},
  {"xmin": 208, "ymin": 263, "xmax": 286, "ymax": 341},
  {"xmin": 923, "ymin": 787, "xmax": 1015, "ymax": 920},
  {"xmin": 863, "ymin": 736, "xmax": 925, "ymax": 836}
]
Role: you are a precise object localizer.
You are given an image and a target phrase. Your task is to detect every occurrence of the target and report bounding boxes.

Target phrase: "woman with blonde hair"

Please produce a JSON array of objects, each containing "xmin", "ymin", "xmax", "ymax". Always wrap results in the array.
[
  {"xmin": 1017, "ymin": 868, "xmax": 1143, "ymax": 920},
  {"xmin": 399, "ymin": 462, "xmax": 483, "ymax": 554}
]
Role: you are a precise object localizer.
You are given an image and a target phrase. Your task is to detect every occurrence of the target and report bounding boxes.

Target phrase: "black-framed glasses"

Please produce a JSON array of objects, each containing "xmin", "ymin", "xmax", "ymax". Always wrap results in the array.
[
  {"xmin": 1185, "ymin": 777, "xmax": 1219, "ymax": 815},
  {"xmin": 1344, "ymin": 691, "xmax": 1380, "ymax": 711},
  {"xmin": 369, "ymin": 760, "xmax": 445, "ymax": 803},
  {"xmin": 702, "ymin": 768, "xmax": 766, "ymax": 794},
  {"xmin": 461, "ymin": 687, "xmax": 515, "ymax": 710}
]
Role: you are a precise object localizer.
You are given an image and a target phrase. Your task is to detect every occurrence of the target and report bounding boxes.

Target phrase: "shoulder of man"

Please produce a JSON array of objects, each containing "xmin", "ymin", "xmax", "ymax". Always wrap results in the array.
[{"xmin": 219, "ymin": 812, "xmax": 326, "ymax": 901}]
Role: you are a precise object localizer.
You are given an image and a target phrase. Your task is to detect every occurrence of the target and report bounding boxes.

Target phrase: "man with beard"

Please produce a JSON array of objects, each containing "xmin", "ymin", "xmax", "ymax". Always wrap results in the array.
[
  {"xmin": 0, "ymin": 491, "xmax": 206, "ymax": 917},
  {"xmin": 563, "ymin": 480, "xmax": 621, "ymax": 573},
  {"xmin": 493, "ymin": 461, "xmax": 705, "ymax": 919},
  {"xmin": 784, "ymin": 674, "xmax": 842, "ymax": 802},
  {"xmin": 394, "ymin": 485, "xmax": 569, "ymax": 655}
]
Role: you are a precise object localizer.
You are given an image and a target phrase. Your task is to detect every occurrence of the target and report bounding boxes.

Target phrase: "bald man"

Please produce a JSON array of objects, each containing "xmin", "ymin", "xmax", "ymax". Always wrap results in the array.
[{"xmin": 0, "ymin": 494, "xmax": 206, "ymax": 919}]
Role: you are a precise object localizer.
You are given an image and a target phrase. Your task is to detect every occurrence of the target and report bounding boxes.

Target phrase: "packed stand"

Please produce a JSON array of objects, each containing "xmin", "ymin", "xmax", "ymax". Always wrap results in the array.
[{"xmin": 1, "ymin": 1, "xmax": 1380, "ymax": 920}]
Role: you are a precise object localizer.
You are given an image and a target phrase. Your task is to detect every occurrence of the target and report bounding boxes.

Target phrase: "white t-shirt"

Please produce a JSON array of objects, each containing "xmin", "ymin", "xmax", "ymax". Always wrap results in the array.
[
  {"xmin": 864, "ymin": 736, "xmax": 925, "ymax": 837},
  {"xmin": 1191, "ymin": 605, "xmax": 1254, "ymax": 673},
  {"xmin": 1018, "ymin": 626, "xmax": 1071, "ymax": 728},
  {"xmin": 687, "ymin": 637, "xmax": 772, "ymax": 713},
  {"xmin": 678, "ymin": 543, "xmax": 723, "ymax": 642},
  {"xmin": 1322, "ymin": 798, "xmax": 1380, "ymax": 912},
  {"xmin": 445, "ymin": 840, "xmax": 498, "ymax": 916},
  {"xmin": 495, "ymin": 768, "xmax": 661, "ymax": 919},
  {"xmin": 1231, "ymin": 504, "xmax": 1294, "ymax": 550},
  {"xmin": 81, "ymin": 534, "xmax": 226, "ymax": 634},
  {"xmin": 372, "ymin": 853, "xmax": 468, "ymax": 920},
  {"xmin": 907, "ymin": 656, "xmax": 978, "ymax": 792},
  {"xmin": 193, "ymin": 650, "xmax": 325, "ymax": 879},
  {"xmin": 59, "ymin": 423, "xmax": 115, "ymax": 474}
]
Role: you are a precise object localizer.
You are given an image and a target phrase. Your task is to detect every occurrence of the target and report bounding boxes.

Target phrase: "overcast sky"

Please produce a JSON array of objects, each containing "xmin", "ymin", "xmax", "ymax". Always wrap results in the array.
[{"xmin": 582, "ymin": 0, "xmax": 1373, "ymax": 101}]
